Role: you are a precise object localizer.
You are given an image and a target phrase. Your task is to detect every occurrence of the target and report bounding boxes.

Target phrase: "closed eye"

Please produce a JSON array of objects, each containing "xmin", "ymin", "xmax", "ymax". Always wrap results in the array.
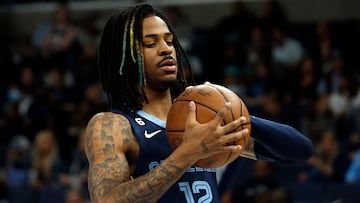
[{"xmin": 144, "ymin": 43, "xmax": 155, "ymax": 48}]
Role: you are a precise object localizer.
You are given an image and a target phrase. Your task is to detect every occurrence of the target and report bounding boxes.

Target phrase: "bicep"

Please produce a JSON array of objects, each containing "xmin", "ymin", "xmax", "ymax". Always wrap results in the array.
[{"xmin": 85, "ymin": 113, "xmax": 132, "ymax": 200}]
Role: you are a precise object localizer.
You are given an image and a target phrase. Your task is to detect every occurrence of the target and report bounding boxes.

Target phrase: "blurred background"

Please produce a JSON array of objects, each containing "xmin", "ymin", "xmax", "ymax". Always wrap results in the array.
[{"xmin": 0, "ymin": 0, "xmax": 360, "ymax": 202}]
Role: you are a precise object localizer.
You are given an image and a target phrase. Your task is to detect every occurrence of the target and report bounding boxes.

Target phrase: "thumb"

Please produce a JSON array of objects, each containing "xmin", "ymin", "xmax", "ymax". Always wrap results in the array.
[{"xmin": 185, "ymin": 101, "xmax": 197, "ymax": 126}]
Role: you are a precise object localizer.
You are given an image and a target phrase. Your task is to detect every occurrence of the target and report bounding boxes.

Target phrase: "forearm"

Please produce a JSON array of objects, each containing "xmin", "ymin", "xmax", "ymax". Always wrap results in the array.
[
  {"xmin": 89, "ymin": 149, "xmax": 192, "ymax": 203},
  {"xmin": 250, "ymin": 116, "xmax": 313, "ymax": 163}
]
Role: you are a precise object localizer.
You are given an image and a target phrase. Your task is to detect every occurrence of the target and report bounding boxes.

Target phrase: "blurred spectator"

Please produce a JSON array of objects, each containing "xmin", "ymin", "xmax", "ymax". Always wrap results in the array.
[
  {"xmin": 253, "ymin": 91, "xmax": 286, "ymax": 124},
  {"xmin": 316, "ymin": 50, "xmax": 345, "ymax": 95},
  {"xmin": 259, "ymin": 0, "xmax": 288, "ymax": 37},
  {"xmin": 270, "ymin": 24, "xmax": 304, "ymax": 99},
  {"xmin": 0, "ymin": 143, "xmax": 9, "ymax": 203},
  {"xmin": 316, "ymin": 21, "xmax": 332, "ymax": 43},
  {"xmin": 29, "ymin": 129, "xmax": 68, "ymax": 202},
  {"xmin": 163, "ymin": 6, "xmax": 193, "ymax": 50},
  {"xmin": 221, "ymin": 160, "xmax": 290, "ymax": 203},
  {"xmin": 223, "ymin": 65, "xmax": 246, "ymax": 97},
  {"xmin": 32, "ymin": 1, "xmax": 82, "ymax": 76},
  {"xmin": 16, "ymin": 66, "xmax": 42, "ymax": 123},
  {"xmin": 67, "ymin": 81, "xmax": 105, "ymax": 142},
  {"xmin": 346, "ymin": 106, "xmax": 360, "ymax": 148},
  {"xmin": 207, "ymin": 1, "xmax": 256, "ymax": 82},
  {"xmin": 246, "ymin": 25, "xmax": 271, "ymax": 68},
  {"xmin": 344, "ymin": 148, "xmax": 360, "ymax": 185},
  {"xmin": 301, "ymin": 20, "xmax": 329, "ymax": 65},
  {"xmin": 271, "ymin": 25, "xmax": 305, "ymax": 74},
  {"xmin": 311, "ymin": 21, "xmax": 334, "ymax": 73},
  {"xmin": 298, "ymin": 130, "xmax": 350, "ymax": 184},
  {"xmin": 293, "ymin": 56, "xmax": 319, "ymax": 105},
  {"xmin": 65, "ymin": 128, "xmax": 89, "ymax": 200},
  {"xmin": 216, "ymin": 1, "xmax": 256, "ymax": 44},
  {"xmin": 317, "ymin": 51, "xmax": 360, "ymax": 143},
  {"xmin": 9, "ymin": 36, "xmax": 38, "ymax": 75},
  {"xmin": 301, "ymin": 94, "xmax": 335, "ymax": 143},
  {"xmin": 163, "ymin": 6, "xmax": 204, "ymax": 82},
  {"xmin": 1, "ymin": 101, "xmax": 27, "ymax": 145},
  {"xmin": 75, "ymin": 12, "xmax": 101, "ymax": 85},
  {"xmin": 6, "ymin": 135, "xmax": 32, "ymax": 203},
  {"xmin": 245, "ymin": 61, "xmax": 275, "ymax": 110}
]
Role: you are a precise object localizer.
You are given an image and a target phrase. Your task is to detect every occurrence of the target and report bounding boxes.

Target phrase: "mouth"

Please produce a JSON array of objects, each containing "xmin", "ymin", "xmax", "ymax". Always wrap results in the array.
[
  {"xmin": 158, "ymin": 56, "xmax": 177, "ymax": 72},
  {"xmin": 158, "ymin": 56, "xmax": 176, "ymax": 66}
]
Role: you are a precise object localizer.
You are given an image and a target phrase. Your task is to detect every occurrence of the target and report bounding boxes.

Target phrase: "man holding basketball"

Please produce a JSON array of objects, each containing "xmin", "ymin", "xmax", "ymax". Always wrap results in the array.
[{"xmin": 85, "ymin": 3, "xmax": 313, "ymax": 203}]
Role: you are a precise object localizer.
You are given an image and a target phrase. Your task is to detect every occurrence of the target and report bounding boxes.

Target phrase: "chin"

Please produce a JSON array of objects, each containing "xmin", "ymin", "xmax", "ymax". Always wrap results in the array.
[{"xmin": 162, "ymin": 78, "xmax": 178, "ymax": 87}]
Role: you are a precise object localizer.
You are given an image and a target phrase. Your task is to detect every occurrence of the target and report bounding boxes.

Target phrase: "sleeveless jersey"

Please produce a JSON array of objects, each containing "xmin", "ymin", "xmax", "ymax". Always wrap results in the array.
[{"xmin": 112, "ymin": 109, "xmax": 220, "ymax": 203}]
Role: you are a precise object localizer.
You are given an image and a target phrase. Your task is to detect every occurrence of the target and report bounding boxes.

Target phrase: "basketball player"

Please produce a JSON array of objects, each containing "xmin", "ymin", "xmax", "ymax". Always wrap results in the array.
[{"xmin": 85, "ymin": 3, "xmax": 313, "ymax": 202}]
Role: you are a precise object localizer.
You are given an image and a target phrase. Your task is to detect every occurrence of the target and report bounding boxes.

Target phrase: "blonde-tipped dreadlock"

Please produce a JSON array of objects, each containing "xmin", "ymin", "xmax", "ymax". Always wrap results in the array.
[
  {"xmin": 119, "ymin": 16, "xmax": 145, "ymax": 88},
  {"xmin": 129, "ymin": 16, "xmax": 136, "ymax": 63}
]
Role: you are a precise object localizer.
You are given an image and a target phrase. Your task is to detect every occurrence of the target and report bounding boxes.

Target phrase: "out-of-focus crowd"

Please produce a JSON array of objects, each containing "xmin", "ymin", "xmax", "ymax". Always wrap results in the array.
[{"xmin": 0, "ymin": 1, "xmax": 360, "ymax": 203}]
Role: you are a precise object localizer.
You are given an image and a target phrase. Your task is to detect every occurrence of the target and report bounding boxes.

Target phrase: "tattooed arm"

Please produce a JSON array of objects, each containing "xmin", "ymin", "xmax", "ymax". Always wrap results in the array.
[{"xmin": 85, "ymin": 112, "xmax": 193, "ymax": 203}]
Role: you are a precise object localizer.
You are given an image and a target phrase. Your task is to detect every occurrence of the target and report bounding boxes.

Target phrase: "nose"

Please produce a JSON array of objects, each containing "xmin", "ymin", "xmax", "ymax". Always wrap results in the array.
[{"xmin": 158, "ymin": 41, "xmax": 173, "ymax": 56}]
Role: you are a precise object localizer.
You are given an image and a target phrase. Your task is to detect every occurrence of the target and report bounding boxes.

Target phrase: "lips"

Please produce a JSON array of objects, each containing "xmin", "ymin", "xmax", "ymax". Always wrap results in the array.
[
  {"xmin": 158, "ymin": 57, "xmax": 177, "ymax": 72},
  {"xmin": 158, "ymin": 58, "xmax": 176, "ymax": 67}
]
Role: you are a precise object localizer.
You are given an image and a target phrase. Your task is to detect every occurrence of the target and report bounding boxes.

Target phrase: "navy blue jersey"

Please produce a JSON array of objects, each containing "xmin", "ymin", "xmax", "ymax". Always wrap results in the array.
[{"xmin": 112, "ymin": 109, "xmax": 220, "ymax": 203}]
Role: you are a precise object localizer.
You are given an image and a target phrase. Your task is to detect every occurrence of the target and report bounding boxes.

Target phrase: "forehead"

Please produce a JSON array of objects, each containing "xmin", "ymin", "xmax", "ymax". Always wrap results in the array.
[{"xmin": 142, "ymin": 15, "xmax": 171, "ymax": 36}]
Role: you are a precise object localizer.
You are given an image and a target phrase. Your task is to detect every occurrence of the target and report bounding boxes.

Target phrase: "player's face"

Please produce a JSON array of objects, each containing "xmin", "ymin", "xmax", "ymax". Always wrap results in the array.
[{"xmin": 142, "ymin": 15, "xmax": 177, "ymax": 90}]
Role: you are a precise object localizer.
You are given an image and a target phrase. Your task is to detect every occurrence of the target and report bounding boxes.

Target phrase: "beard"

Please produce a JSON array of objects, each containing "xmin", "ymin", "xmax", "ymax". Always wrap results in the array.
[
  {"xmin": 144, "ymin": 75, "xmax": 178, "ymax": 92},
  {"xmin": 156, "ymin": 77, "xmax": 178, "ymax": 91},
  {"xmin": 162, "ymin": 77, "xmax": 178, "ymax": 88}
]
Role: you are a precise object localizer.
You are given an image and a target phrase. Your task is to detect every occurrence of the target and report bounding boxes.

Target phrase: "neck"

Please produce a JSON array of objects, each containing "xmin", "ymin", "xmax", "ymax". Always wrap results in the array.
[{"xmin": 142, "ymin": 87, "xmax": 172, "ymax": 121}]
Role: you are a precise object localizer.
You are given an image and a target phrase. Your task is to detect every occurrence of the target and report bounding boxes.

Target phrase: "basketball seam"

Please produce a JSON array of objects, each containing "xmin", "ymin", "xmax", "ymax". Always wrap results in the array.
[
  {"xmin": 207, "ymin": 84, "xmax": 236, "ymax": 166},
  {"xmin": 240, "ymin": 99, "xmax": 247, "ymax": 145},
  {"xmin": 209, "ymin": 84, "xmax": 250, "ymax": 145},
  {"xmin": 173, "ymin": 99, "xmax": 219, "ymax": 114},
  {"xmin": 167, "ymin": 99, "xmax": 219, "ymax": 132},
  {"xmin": 208, "ymin": 84, "xmax": 252, "ymax": 166}
]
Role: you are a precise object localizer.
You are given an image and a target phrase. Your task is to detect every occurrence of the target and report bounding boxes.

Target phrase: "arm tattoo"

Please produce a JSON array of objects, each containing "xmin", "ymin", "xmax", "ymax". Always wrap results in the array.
[
  {"xmin": 91, "ymin": 158, "xmax": 184, "ymax": 202},
  {"xmin": 86, "ymin": 114, "xmax": 187, "ymax": 202},
  {"xmin": 118, "ymin": 164, "xmax": 183, "ymax": 202},
  {"xmin": 86, "ymin": 114, "xmax": 130, "ymax": 201},
  {"xmin": 89, "ymin": 155, "xmax": 128, "ymax": 197}
]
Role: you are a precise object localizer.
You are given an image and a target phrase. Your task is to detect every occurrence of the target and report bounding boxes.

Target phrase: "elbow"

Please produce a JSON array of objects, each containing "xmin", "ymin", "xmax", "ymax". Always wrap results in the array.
[
  {"xmin": 284, "ymin": 125, "xmax": 314, "ymax": 163},
  {"xmin": 298, "ymin": 135, "xmax": 314, "ymax": 162}
]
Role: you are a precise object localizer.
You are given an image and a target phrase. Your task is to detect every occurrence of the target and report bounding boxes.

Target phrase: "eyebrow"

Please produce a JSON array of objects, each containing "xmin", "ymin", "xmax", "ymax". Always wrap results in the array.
[{"xmin": 143, "ymin": 32, "xmax": 173, "ymax": 38}]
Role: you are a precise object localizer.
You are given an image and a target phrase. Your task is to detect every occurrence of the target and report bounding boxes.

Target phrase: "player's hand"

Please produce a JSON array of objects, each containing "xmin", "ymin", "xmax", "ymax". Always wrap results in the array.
[{"xmin": 180, "ymin": 101, "xmax": 247, "ymax": 161}]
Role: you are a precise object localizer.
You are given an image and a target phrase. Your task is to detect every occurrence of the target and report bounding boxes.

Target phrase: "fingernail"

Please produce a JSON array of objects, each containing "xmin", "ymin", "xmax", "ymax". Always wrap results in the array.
[{"xmin": 189, "ymin": 101, "xmax": 194, "ymax": 107}]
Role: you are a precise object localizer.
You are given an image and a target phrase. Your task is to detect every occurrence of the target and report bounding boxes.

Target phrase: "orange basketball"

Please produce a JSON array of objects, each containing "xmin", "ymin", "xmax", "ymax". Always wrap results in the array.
[{"xmin": 166, "ymin": 83, "xmax": 251, "ymax": 168}]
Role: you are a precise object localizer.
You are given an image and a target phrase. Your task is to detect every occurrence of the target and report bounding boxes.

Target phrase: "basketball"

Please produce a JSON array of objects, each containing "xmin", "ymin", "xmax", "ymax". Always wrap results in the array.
[{"xmin": 166, "ymin": 83, "xmax": 251, "ymax": 168}]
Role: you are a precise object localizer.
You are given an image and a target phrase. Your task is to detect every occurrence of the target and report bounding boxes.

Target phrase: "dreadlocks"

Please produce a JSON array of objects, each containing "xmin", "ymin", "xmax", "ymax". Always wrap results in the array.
[{"xmin": 98, "ymin": 3, "xmax": 193, "ymax": 113}]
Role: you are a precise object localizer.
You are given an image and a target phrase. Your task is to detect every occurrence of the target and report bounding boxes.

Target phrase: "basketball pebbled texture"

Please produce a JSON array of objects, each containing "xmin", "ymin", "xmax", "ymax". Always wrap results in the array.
[{"xmin": 166, "ymin": 83, "xmax": 251, "ymax": 168}]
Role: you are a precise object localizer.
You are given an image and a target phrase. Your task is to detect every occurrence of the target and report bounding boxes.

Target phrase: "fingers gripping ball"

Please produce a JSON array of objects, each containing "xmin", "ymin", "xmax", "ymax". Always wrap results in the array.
[{"xmin": 166, "ymin": 83, "xmax": 251, "ymax": 168}]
